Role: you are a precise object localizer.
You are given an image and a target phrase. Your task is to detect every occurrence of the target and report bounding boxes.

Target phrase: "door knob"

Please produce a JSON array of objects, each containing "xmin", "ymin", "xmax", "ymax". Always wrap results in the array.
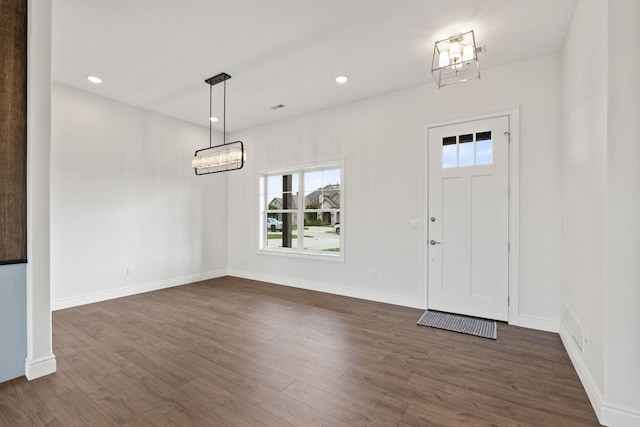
[{"xmin": 430, "ymin": 239, "xmax": 441, "ymax": 245}]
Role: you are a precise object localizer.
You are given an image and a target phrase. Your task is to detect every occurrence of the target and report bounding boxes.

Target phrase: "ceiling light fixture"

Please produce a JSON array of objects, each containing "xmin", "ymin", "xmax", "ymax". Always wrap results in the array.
[
  {"xmin": 87, "ymin": 75, "xmax": 102, "ymax": 84},
  {"xmin": 335, "ymin": 75, "xmax": 349, "ymax": 84},
  {"xmin": 431, "ymin": 30, "xmax": 480, "ymax": 88},
  {"xmin": 192, "ymin": 72, "xmax": 245, "ymax": 175}
]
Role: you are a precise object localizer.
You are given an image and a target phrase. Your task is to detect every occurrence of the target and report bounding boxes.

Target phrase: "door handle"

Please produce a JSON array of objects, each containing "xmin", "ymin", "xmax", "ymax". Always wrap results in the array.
[{"xmin": 430, "ymin": 239, "xmax": 441, "ymax": 245}]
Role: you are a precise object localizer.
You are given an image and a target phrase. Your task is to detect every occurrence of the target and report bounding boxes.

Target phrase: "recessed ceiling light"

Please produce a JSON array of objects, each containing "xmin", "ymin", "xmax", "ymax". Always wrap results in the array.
[
  {"xmin": 87, "ymin": 75, "xmax": 102, "ymax": 84},
  {"xmin": 335, "ymin": 75, "xmax": 349, "ymax": 84},
  {"xmin": 210, "ymin": 117, "xmax": 219, "ymax": 122}
]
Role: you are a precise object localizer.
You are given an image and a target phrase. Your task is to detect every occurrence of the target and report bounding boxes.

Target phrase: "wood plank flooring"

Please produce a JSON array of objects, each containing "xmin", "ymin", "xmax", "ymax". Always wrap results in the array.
[{"xmin": 0, "ymin": 276, "xmax": 601, "ymax": 426}]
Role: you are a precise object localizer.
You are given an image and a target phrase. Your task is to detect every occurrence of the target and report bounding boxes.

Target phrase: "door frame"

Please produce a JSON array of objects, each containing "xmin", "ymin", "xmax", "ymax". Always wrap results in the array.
[{"xmin": 422, "ymin": 108, "xmax": 520, "ymax": 325}]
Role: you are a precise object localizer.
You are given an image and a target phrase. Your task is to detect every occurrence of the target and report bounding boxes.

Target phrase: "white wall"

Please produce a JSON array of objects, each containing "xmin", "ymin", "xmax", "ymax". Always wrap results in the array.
[
  {"xmin": 606, "ymin": 0, "xmax": 640, "ymax": 420},
  {"xmin": 561, "ymin": 0, "xmax": 640, "ymax": 425},
  {"xmin": 227, "ymin": 53, "xmax": 564, "ymax": 329},
  {"xmin": 51, "ymin": 84, "xmax": 228, "ymax": 309},
  {"xmin": 560, "ymin": 0, "xmax": 608, "ymax": 396}
]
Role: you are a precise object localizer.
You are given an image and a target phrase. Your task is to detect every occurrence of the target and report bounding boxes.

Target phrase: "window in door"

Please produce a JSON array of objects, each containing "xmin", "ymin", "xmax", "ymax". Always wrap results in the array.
[{"xmin": 442, "ymin": 131, "xmax": 493, "ymax": 168}]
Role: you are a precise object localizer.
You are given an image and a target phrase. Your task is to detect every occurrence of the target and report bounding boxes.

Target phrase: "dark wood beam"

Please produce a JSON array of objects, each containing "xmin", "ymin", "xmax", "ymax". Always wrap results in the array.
[{"xmin": 0, "ymin": 0, "xmax": 28, "ymax": 264}]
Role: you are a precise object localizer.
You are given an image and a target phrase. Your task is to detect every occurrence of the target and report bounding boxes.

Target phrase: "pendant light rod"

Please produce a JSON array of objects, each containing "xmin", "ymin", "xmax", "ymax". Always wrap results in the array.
[{"xmin": 205, "ymin": 72, "xmax": 232, "ymax": 146}]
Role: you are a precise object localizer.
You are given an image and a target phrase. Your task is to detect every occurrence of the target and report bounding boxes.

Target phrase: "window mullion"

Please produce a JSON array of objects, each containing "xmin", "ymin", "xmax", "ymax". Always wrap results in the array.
[{"xmin": 297, "ymin": 169, "xmax": 304, "ymax": 250}]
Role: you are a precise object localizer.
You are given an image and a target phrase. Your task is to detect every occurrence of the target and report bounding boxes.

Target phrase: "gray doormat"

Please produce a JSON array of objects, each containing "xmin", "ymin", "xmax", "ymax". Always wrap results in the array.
[{"xmin": 417, "ymin": 310, "xmax": 497, "ymax": 339}]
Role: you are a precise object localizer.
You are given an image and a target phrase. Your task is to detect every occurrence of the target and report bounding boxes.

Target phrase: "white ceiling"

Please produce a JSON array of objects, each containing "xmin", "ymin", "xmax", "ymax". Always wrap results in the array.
[{"xmin": 52, "ymin": 0, "xmax": 577, "ymax": 133}]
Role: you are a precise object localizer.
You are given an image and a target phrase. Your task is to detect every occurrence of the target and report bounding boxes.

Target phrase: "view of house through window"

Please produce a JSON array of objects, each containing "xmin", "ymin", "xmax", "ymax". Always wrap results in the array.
[{"xmin": 262, "ymin": 165, "xmax": 341, "ymax": 256}]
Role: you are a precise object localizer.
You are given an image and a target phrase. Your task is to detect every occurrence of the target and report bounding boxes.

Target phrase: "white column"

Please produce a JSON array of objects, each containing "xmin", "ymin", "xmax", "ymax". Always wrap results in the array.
[{"xmin": 25, "ymin": 0, "xmax": 56, "ymax": 380}]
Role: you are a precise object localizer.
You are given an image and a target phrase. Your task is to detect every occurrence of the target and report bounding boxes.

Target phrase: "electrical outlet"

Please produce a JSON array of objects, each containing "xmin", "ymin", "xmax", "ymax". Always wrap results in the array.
[
  {"xmin": 126, "ymin": 267, "xmax": 133, "ymax": 277},
  {"xmin": 372, "ymin": 271, "xmax": 377, "ymax": 280}
]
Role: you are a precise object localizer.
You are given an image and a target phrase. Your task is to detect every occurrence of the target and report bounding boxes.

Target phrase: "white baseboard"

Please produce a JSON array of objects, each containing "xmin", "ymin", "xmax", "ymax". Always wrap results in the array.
[
  {"xmin": 560, "ymin": 324, "xmax": 605, "ymax": 423},
  {"xmin": 517, "ymin": 314, "xmax": 560, "ymax": 333},
  {"xmin": 559, "ymin": 324, "xmax": 640, "ymax": 427},
  {"xmin": 600, "ymin": 403, "xmax": 640, "ymax": 427},
  {"xmin": 25, "ymin": 354, "xmax": 56, "ymax": 380},
  {"xmin": 227, "ymin": 269, "xmax": 423, "ymax": 309},
  {"xmin": 51, "ymin": 269, "xmax": 227, "ymax": 311}
]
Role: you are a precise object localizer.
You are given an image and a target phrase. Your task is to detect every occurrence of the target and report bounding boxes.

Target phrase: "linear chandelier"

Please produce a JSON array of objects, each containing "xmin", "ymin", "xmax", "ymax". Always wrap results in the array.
[
  {"xmin": 192, "ymin": 72, "xmax": 245, "ymax": 175},
  {"xmin": 431, "ymin": 30, "xmax": 481, "ymax": 88}
]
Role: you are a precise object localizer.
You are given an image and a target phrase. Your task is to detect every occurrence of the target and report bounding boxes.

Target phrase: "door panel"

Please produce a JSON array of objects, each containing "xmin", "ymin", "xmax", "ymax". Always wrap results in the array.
[
  {"xmin": 471, "ymin": 174, "xmax": 493, "ymax": 298},
  {"xmin": 442, "ymin": 177, "xmax": 464, "ymax": 295},
  {"xmin": 428, "ymin": 116, "xmax": 509, "ymax": 321}
]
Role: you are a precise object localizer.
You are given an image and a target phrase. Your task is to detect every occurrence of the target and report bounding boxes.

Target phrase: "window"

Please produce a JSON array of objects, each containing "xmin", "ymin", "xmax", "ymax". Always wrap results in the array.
[
  {"xmin": 261, "ymin": 163, "xmax": 342, "ymax": 259},
  {"xmin": 442, "ymin": 131, "xmax": 492, "ymax": 168}
]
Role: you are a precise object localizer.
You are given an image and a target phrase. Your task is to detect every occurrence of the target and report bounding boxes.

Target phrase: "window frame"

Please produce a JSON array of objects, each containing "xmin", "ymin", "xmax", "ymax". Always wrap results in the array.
[
  {"xmin": 442, "ymin": 131, "xmax": 493, "ymax": 169},
  {"xmin": 259, "ymin": 160, "xmax": 344, "ymax": 262}
]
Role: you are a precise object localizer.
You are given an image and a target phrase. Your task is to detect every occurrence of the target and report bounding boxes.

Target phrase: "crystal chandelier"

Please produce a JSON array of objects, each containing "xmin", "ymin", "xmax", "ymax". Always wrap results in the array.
[{"xmin": 192, "ymin": 72, "xmax": 245, "ymax": 175}]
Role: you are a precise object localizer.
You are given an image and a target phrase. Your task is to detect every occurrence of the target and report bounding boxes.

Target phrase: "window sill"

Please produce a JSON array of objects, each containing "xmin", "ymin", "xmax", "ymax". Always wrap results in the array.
[{"xmin": 258, "ymin": 247, "xmax": 344, "ymax": 262}]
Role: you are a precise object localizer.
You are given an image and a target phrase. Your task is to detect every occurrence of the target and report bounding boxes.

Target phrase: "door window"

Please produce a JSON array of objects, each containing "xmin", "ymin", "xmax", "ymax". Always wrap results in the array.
[{"xmin": 442, "ymin": 131, "xmax": 492, "ymax": 168}]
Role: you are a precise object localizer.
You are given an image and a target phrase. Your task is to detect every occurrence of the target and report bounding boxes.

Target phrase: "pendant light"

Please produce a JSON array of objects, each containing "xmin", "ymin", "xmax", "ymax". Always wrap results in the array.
[{"xmin": 192, "ymin": 72, "xmax": 245, "ymax": 175}]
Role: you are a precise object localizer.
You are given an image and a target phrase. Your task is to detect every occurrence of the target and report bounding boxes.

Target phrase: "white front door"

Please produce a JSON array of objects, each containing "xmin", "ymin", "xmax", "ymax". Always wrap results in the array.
[{"xmin": 427, "ymin": 115, "xmax": 510, "ymax": 321}]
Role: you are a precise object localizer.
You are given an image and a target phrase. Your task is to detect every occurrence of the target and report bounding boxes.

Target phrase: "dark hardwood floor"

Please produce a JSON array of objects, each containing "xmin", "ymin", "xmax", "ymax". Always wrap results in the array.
[{"xmin": 1, "ymin": 276, "xmax": 600, "ymax": 426}]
